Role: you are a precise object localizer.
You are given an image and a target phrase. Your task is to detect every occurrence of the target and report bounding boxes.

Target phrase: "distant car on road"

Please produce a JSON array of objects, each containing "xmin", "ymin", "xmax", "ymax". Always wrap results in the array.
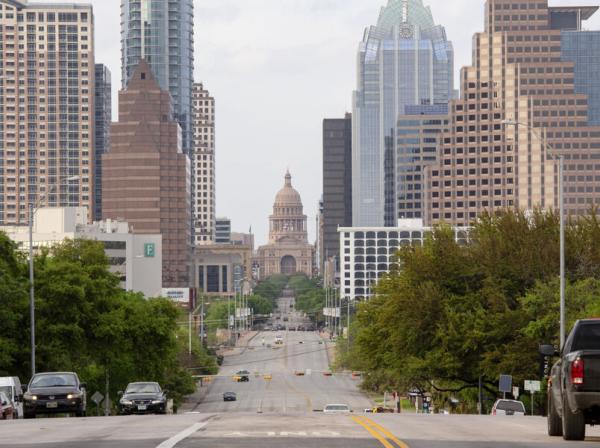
[
  {"xmin": 491, "ymin": 399, "xmax": 526, "ymax": 416},
  {"xmin": 0, "ymin": 392, "xmax": 15, "ymax": 419},
  {"xmin": 323, "ymin": 404, "xmax": 351, "ymax": 414},
  {"xmin": 23, "ymin": 372, "xmax": 86, "ymax": 419},
  {"xmin": 235, "ymin": 370, "xmax": 250, "ymax": 382},
  {"xmin": 118, "ymin": 382, "xmax": 167, "ymax": 415},
  {"xmin": 223, "ymin": 392, "xmax": 237, "ymax": 402}
]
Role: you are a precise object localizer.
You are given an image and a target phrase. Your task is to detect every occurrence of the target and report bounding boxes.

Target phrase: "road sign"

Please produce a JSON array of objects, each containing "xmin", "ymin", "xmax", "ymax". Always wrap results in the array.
[
  {"xmin": 499, "ymin": 375, "xmax": 512, "ymax": 393},
  {"xmin": 91, "ymin": 391, "xmax": 104, "ymax": 405},
  {"xmin": 524, "ymin": 380, "xmax": 541, "ymax": 392},
  {"xmin": 144, "ymin": 243, "xmax": 155, "ymax": 258},
  {"xmin": 512, "ymin": 386, "xmax": 519, "ymax": 399}
]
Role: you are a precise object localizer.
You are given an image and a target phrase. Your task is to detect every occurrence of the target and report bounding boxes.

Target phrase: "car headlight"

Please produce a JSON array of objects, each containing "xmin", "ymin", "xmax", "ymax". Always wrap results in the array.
[
  {"xmin": 119, "ymin": 399, "xmax": 133, "ymax": 405},
  {"xmin": 67, "ymin": 392, "xmax": 82, "ymax": 400},
  {"xmin": 151, "ymin": 400, "xmax": 164, "ymax": 404},
  {"xmin": 24, "ymin": 394, "xmax": 37, "ymax": 401}
]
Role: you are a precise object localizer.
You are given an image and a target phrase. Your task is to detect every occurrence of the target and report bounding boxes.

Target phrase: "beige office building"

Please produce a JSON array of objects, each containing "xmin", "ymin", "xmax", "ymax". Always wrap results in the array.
[
  {"xmin": 424, "ymin": 0, "xmax": 600, "ymax": 226},
  {"xmin": 0, "ymin": 0, "xmax": 95, "ymax": 225},
  {"xmin": 192, "ymin": 82, "xmax": 216, "ymax": 245}
]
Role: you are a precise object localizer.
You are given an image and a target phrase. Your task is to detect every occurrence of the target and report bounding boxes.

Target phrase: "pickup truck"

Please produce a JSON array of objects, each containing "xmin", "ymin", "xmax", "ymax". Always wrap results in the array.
[{"xmin": 543, "ymin": 319, "xmax": 600, "ymax": 440}]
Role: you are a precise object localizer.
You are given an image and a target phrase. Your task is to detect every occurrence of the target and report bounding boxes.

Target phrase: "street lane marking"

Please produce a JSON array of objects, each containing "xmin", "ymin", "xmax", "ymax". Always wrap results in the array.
[
  {"xmin": 359, "ymin": 416, "xmax": 410, "ymax": 448},
  {"xmin": 156, "ymin": 421, "xmax": 208, "ymax": 448},
  {"xmin": 352, "ymin": 416, "xmax": 394, "ymax": 448}
]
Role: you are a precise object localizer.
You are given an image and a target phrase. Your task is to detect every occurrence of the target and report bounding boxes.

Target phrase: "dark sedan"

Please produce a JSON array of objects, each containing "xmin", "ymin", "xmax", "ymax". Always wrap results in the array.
[
  {"xmin": 223, "ymin": 392, "xmax": 237, "ymax": 402},
  {"xmin": 118, "ymin": 382, "xmax": 167, "ymax": 415},
  {"xmin": 23, "ymin": 372, "xmax": 86, "ymax": 418}
]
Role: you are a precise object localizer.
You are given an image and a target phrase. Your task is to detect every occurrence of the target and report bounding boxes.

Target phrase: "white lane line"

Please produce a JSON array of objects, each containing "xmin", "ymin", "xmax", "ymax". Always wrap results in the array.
[{"xmin": 156, "ymin": 421, "xmax": 208, "ymax": 448}]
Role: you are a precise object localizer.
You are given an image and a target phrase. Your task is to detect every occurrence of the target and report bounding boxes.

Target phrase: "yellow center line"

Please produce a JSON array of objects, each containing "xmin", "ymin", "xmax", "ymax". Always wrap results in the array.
[
  {"xmin": 351, "ymin": 415, "xmax": 395, "ymax": 448},
  {"xmin": 359, "ymin": 415, "xmax": 411, "ymax": 448}
]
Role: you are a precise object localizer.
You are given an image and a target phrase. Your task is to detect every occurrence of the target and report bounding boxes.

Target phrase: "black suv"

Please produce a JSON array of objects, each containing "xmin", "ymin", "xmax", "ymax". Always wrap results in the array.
[
  {"xmin": 118, "ymin": 382, "xmax": 167, "ymax": 415},
  {"xmin": 23, "ymin": 372, "xmax": 86, "ymax": 418}
]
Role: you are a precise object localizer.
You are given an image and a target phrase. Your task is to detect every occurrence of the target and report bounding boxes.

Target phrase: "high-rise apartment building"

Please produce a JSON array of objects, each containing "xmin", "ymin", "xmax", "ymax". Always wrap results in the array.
[
  {"xmin": 424, "ymin": 1, "xmax": 600, "ymax": 227},
  {"xmin": 94, "ymin": 64, "xmax": 111, "ymax": 220},
  {"xmin": 0, "ymin": 0, "xmax": 95, "ymax": 225},
  {"xmin": 103, "ymin": 60, "xmax": 192, "ymax": 288},
  {"xmin": 352, "ymin": 0, "xmax": 454, "ymax": 227},
  {"xmin": 322, "ymin": 114, "xmax": 352, "ymax": 272},
  {"xmin": 120, "ymin": 0, "xmax": 194, "ymax": 155},
  {"xmin": 192, "ymin": 83, "xmax": 216, "ymax": 245},
  {"xmin": 396, "ymin": 105, "xmax": 449, "ymax": 220}
]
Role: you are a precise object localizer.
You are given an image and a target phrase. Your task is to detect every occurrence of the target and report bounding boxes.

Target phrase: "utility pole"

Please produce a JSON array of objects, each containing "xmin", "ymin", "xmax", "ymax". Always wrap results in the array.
[
  {"xmin": 347, "ymin": 296, "xmax": 351, "ymax": 353},
  {"xmin": 29, "ymin": 202, "xmax": 35, "ymax": 377},
  {"xmin": 200, "ymin": 295, "xmax": 205, "ymax": 347},
  {"xmin": 188, "ymin": 311, "xmax": 192, "ymax": 356},
  {"xmin": 559, "ymin": 155, "xmax": 566, "ymax": 350}
]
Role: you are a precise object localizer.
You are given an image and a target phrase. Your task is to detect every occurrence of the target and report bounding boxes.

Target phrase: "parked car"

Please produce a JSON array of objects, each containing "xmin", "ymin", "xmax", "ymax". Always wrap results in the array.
[
  {"xmin": 490, "ymin": 399, "xmax": 526, "ymax": 416},
  {"xmin": 323, "ymin": 404, "xmax": 351, "ymax": 414},
  {"xmin": 118, "ymin": 382, "xmax": 167, "ymax": 415},
  {"xmin": 0, "ymin": 377, "xmax": 23, "ymax": 418},
  {"xmin": 0, "ymin": 392, "xmax": 15, "ymax": 420},
  {"xmin": 544, "ymin": 318, "xmax": 600, "ymax": 440},
  {"xmin": 223, "ymin": 392, "xmax": 237, "ymax": 402},
  {"xmin": 23, "ymin": 372, "xmax": 86, "ymax": 418}
]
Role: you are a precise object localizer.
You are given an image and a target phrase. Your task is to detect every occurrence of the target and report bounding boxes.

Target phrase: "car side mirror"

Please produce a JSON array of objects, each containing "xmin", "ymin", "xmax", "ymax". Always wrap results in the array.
[
  {"xmin": 540, "ymin": 344, "xmax": 559, "ymax": 357},
  {"xmin": 22, "ymin": 385, "xmax": 27, "ymax": 393},
  {"xmin": 79, "ymin": 382, "xmax": 86, "ymax": 389},
  {"xmin": 163, "ymin": 390, "xmax": 169, "ymax": 395}
]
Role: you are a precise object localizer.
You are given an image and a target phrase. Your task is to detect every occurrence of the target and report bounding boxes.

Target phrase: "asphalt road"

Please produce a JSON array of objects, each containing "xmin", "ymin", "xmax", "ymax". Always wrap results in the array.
[
  {"xmin": 4, "ymin": 294, "xmax": 600, "ymax": 447},
  {"xmin": 192, "ymin": 294, "xmax": 371, "ymax": 413}
]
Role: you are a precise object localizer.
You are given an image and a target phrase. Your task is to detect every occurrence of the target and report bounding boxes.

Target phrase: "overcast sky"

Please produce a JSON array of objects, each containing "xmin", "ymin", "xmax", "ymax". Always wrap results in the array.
[{"xmin": 38, "ymin": 0, "xmax": 600, "ymax": 246}]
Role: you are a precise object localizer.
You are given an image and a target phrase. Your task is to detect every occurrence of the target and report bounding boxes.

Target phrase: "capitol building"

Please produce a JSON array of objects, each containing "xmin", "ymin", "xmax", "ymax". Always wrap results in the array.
[{"xmin": 255, "ymin": 171, "xmax": 314, "ymax": 278}]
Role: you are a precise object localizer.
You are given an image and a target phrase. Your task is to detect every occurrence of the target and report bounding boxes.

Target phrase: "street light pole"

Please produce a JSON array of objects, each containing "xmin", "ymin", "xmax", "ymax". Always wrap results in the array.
[
  {"xmin": 28, "ymin": 175, "xmax": 79, "ymax": 376},
  {"xmin": 502, "ymin": 120, "xmax": 566, "ymax": 349},
  {"xmin": 29, "ymin": 202, "xmax": 35, "ymax": 377}
]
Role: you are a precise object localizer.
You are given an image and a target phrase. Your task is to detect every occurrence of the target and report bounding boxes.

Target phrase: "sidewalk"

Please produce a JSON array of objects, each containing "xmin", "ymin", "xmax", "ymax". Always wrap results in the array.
[{"xmin": 320, "ymin": 330, "xmax": 337, "ymax": 369}]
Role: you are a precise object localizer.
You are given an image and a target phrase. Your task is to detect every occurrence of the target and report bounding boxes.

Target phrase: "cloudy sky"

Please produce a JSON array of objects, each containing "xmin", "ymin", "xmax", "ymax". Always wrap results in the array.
[{"xmin": 39, "ymin": 0, "xmax": 600, "ymax": 245}]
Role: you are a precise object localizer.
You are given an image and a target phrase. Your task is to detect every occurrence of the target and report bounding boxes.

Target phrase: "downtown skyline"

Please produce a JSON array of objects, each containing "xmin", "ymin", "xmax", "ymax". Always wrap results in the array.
[{"xmin": 32, "ymin": 0, "xmax": 600, "ymax": 246}]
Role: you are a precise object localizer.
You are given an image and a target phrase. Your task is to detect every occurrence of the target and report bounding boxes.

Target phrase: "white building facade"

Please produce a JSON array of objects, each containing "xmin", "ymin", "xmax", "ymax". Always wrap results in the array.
[
  {"xmin": 0, "ymin": 207, "xmax": 162, "ymax": 298},
  {"xmin": 339, "ymin": 220, "xmax": 468, "ymax": 301}
]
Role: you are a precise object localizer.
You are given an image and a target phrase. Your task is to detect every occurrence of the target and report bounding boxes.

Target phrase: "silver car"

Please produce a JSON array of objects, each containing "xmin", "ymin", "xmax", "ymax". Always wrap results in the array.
[{"xmin": 491, "ymin": 399, "xmax": 526, "ymax": 416}]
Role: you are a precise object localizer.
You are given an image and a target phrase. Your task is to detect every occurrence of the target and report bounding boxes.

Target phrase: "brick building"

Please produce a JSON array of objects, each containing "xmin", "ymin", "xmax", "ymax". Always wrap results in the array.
[{"xmin": 102, "ymin": 60, "xmax": 192, "ymax": 288}]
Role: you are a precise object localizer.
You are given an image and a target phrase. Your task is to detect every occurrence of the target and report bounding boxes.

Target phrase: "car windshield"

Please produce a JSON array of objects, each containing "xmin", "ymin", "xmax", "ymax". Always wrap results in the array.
[
  {"xmin": 496, "ymin": 401, "xmax": 525, "ymax": 412},
  {"xmin": 125, "ymin": 383, "xmax": 160, "ymax": 394},
  {"xmin": 31, "ymin": 374, "xmax": 76, "ymax": 388},
  {"xmin": 325, "ymin": 405, "xmax": 349, "ymax": 411},
  {"xmin": 571, "ymin": 323, "xmax": 600, "ymax": 351},
  {"xmin": 0, "ymin": 386, "xmax": 11, "ymax": 399}
]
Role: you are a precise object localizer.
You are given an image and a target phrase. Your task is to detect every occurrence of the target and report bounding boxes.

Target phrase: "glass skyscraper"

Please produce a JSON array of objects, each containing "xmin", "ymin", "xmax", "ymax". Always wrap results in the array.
[
  {"xmin": 120, "ymin": 0, "xmax": 194, "ymax": 155},
  {"xmin": 561, "ymin": 31, "xmax": 600, "ymax": 126},
  {"xmin": 352, "ymin": 0, "xmax": 454, "ymax": 227}
]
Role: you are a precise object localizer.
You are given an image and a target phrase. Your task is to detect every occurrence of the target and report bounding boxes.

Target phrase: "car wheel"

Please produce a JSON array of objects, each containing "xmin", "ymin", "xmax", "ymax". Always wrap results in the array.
[
  {"xmin": 547, "ymin": 392, "xmax": 563, "ymax": 437},
  {"xmin": 562, "ymin": 398, "xmax": 585, "ymax": 441}
]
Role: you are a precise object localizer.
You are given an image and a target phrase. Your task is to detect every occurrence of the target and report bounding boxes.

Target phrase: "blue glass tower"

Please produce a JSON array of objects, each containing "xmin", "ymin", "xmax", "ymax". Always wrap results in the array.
[
  {"xmin": 121, "ymin": 0, "xmax": 194, "ymax": 155},
  {"xmin": 352, "ymin": 0, "xmax": 454, "ymax": 227}
]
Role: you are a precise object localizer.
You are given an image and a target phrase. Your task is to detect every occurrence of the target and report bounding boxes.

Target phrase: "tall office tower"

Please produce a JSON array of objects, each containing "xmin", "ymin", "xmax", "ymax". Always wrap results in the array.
[
  {"xmin": 352, "ymin": 0, "xmax": 454, "ymax": 227},
  {"xmin": 192, "ymin": 83, "xmax": 216, "ymax": 245},
  {"xmin": 0, "ymin": 1, "xmax": 94, "ymax": 225},
  {"xmin": 215, "ymin": 218, "xmax": 231, "ymax": 244},
  {"xmin": 103, "ymin": 60, "xmax": 192, "ymax": 288},
  {"xmin": 322, "ymin": 114, "xmax": 352, "ymax": 273},
  {"xmin": 424, "ymin": 1, "xmax": 600, "ymax": 227},
  {"xmin": 396, "ymin": 105, "xmax": 449, "ymax": 220},
  {"xmin": 94, "ymin": 64, "xmax": 111, "ymax": 220},
  {"xmin": 120, "ymin": 0, "xmax": 194, "ymax": 155}
]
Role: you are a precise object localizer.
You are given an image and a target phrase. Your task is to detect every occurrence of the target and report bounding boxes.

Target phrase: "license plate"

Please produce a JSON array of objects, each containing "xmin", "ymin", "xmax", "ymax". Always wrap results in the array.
[
  {"xmin": 137, "ymin": 404, "xmax": 147, "ymax": 411},
  {"xmin": 46, "ymin": 402, "xmax": 58, "ymax": 409}
]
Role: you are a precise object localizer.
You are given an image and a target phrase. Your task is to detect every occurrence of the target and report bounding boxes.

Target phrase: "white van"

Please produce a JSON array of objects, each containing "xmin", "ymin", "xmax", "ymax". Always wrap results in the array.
[{"xmin": 0, "ymin": 377, "xmax": 23, "ymax": 418}]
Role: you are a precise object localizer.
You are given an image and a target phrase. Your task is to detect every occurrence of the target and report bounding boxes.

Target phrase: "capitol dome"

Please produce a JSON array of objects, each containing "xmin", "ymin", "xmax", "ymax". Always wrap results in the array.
[{"xmin": 274, "ymin": 170, "xmax": 303, "ymax": 207}]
